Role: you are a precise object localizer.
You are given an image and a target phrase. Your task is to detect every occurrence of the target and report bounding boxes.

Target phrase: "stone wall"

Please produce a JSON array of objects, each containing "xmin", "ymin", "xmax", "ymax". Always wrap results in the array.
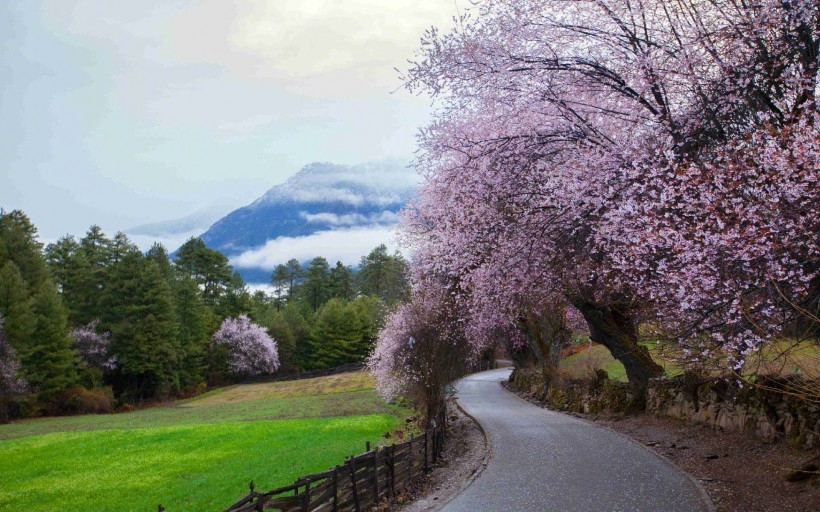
[
  {"xmin": 647, "ymin": 375, "xmax": 820, "ymax": 449},
  {"xmin": 510, "ymin": 367, "xmax": 820, "ymax": 449}
]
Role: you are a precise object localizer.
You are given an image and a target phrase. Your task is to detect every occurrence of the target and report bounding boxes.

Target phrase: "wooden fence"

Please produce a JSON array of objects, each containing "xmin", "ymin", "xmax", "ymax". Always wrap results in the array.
[{"xmin": 159, "ymin": 410, "xmax": 445, "ymax": 512}]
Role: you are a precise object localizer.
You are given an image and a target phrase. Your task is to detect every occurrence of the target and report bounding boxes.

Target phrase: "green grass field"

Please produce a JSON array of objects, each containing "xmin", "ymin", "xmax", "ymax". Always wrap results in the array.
[{"xmin": 0, "ymin": 372, "xmax": 406, "ymax": 512}]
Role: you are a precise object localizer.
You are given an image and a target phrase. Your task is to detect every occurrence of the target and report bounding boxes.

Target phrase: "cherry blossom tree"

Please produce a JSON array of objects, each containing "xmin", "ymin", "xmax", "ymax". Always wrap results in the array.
[
  {"xmin": 397, "ymin": 0, "xmax": 819, "ymax": 405},
  {"xmin": 211, "ymin": 315, "xmax": 280, "ymax": 377},
  {"xmin": 70, "ymin": 320, "xmax": 116, "ymax": 372},
  {"xmin": 368, "ymin": 278, "xmax": 471, "ymax": 423}
]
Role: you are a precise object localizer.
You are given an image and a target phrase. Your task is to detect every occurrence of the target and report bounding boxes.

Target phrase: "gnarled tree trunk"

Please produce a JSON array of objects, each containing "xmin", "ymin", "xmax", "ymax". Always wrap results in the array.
[
  {"xmin": 573, "ymin": 300, "xmax": 663, "ymax": 411},
  {"xmin": 519, "ymin": 306, "xmax": 570, "ymax": 390}
]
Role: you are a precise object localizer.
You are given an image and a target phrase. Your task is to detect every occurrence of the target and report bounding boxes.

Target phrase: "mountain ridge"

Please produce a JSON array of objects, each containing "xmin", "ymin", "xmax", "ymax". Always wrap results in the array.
[{"xmin": 193, "ymin": 158, "xmax": 418, "ymax": 283}]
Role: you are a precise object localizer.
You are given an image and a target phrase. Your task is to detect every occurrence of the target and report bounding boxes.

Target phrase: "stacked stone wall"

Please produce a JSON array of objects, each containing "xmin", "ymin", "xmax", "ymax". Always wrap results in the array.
[{"xmin": 511, "ymin": 367, "xmax": 820, "ymax": 448}]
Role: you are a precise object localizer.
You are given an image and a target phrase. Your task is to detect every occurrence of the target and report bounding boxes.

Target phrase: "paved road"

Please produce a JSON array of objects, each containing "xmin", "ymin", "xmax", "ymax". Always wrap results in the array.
[{"xmin": 441, "ymin": 368, "xmax": 713, "ymax": 512}]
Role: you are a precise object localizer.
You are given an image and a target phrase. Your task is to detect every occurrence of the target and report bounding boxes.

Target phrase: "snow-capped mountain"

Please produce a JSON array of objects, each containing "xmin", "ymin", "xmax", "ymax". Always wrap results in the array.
[{"xmin": 194, "ymin": 158, "xmax": 419, "ymax": 283}]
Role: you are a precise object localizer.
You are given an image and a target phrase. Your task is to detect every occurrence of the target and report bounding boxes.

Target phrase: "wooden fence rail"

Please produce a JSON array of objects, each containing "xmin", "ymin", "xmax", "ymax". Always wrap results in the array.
[{"xmin": 159, "ymin": 409, "xmax": 446, "ymax": 512}]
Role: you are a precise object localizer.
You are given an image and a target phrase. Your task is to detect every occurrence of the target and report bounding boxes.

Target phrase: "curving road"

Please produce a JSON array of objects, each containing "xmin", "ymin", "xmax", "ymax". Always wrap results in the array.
[{"xmin": 441, "ymin": 368, "xmax": 713, "ymax": 512}]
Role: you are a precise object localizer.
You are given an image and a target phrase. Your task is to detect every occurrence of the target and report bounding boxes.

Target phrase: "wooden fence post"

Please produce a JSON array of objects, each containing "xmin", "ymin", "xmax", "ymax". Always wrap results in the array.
[
  {"xmin": 302, "ymin": 478, "xmax": 311, "ymax": 512},
  {"xmin": 332, "ymin": 466, "xmax": 339, "ymax": 512},
  {"xmin": 347, "ymin": 457, "xmax": 361, "ymax": 512},
  {"xmin": 373, "ymin": 446, "xmax": 380, "ymax": 502},
  {"xmin": 388, "ymin": 444, "xmax": 396, "ymax": 499}
]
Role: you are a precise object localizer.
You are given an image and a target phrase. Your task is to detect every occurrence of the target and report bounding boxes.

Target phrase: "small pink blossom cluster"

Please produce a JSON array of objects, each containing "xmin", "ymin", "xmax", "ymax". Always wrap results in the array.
[
  {"xmin": 70, "ymin": 320, "xmax": 116, "ymax": 371},
  {"xmin": 0, "ymin": 315, "xmax": 27, "ymax": 394},
  {"xmin": 212, "ymin": 315, "xmax": 280, "ymax": 376}
]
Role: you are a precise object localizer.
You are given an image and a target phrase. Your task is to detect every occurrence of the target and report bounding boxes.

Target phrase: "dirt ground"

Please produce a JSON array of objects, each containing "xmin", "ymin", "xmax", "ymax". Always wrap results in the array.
[
  {"xmin": 594, "ymin": 413, "xmax": 820, "ymax": 512},
  {"xmin": 402, "ymin": 384, "xmax": 820, "ymax": 512},
  {"xmin": 397, "ymin": 398, "xmax": 488, "ymax": 512}
]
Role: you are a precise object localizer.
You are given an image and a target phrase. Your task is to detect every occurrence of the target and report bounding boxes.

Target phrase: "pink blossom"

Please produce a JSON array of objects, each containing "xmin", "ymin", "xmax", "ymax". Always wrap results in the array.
[{"xmin": 212, "ymin": 315, "xmax": 280, "ymax": 376}]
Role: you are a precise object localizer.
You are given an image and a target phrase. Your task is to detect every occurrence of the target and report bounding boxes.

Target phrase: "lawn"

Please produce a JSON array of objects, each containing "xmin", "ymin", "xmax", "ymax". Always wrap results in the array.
[{"xmin": 0, "ymin": 372, "xmax": 407, "ymax": 512}]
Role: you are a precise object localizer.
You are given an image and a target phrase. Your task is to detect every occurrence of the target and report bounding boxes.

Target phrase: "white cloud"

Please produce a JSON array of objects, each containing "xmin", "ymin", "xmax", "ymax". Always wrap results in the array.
[
  {"xmin": 161, "ymin": 0, "xmax": 465, "ymax": 97},
  {"xmin": 300, "ymin": 211, "xmax": 398, "ymax": 226},
  {"xmin": 231, "ymin": 226, "xmax": 400, "ymax": 269}
]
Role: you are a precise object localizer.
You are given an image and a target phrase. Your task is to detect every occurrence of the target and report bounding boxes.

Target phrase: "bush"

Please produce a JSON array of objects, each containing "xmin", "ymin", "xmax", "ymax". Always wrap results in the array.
[{"xmin": 57, "ymin": 386, "xmax": 114, "ymax": 415}]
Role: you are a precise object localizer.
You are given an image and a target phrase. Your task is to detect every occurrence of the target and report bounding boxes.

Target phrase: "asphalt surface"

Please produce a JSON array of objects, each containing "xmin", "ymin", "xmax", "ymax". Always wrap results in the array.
[{"xmin": 440, "ymin": 368, "xmax": 713, "ymax": 512}]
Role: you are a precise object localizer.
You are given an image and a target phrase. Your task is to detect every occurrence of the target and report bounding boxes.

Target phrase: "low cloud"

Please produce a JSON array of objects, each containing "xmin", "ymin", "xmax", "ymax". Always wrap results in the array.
[
  {"xmin": 231, "ymin": 226, "xmax": 400, "ymax": 269},
  {"xmin": 299, "ymin": 211, "xmax": 398, "ymax": 226}
]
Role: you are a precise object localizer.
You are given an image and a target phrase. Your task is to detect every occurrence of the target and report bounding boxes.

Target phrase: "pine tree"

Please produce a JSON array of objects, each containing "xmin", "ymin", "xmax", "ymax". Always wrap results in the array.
[
  {"xmin": 175, "ymin": 238, "xmax": 233, "ymax": 306},
  {"xmin": 357, "ymin": 245, "xmax": 409, "ymax": 305},
  {"xmin": 309, "ymin": 299, "xmax": 369, "ymax": 368},
  {"xmin": 106, "ymin": 252, "xmax": 179, "ymax": 401},
  {"xmin": 329, "ymin": 261, "xmax": 354, "ymax": 301},
  {"xmin": 301, "ymin": 257, "xmax": 330, "ymax": 312},
  {"xmin": 0, "ymin": 262, "xmax": 35, "ymax": 351},
  {"xmin": 285, "ymin": 258, "xmax": 303, "ymax": 300},
  {"xmin": 25, "ymin": 283, "xmax": 78, "ymax": 404},
  {"xmin": 77, "ymin": 226, "xmax": 113, "ymax": 325},
  {"xmin": 44, "ymin": 235, "xmax": 87, "ymax": 325},
  {"xmin": 0, "ymin": 210, "xmax": 50, "ymax": 289},
  {"xmin": 172, "ymin": 273, "xmax": 209, "ymax": 393},
  {"xmin": 271, "ymin": 264, "xmax": 290, "ymax": 310}
]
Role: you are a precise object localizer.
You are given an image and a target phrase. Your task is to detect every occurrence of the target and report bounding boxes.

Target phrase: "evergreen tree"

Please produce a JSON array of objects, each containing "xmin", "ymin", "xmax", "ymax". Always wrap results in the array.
[
  {"xmin": 0, "ymin": 209, "xmax": 50, "ymax": 289},
  {"xmin": 25, "ymin": 283, "xmax": 78, "ymax": 404},
  {"xmin": 301, "ymin": 257, "xmax": 330, "ymax": 312},
  {"xmin": 106, "ymin": 252, "xmax": 179, "ymax": 401},
  {"xmin": 309, "ymin": 299, "xmax": 370, "ymax": 368},
  {"xmin": 146, "ymin": 243, "xmax": 174, "ymax": 281},
  {"xmin": 285, "ymin": 258, "xmax": 303, "ymax": 300},
  {"xmin": 77, "ymin": 226, "xmax": 113, "ymax": 325},
  {"xmin": 172, "ymin": 273, "xmax": 209, "ymax": 393},
  {"xmin": 282, "ymin": 303, "xmax": 314, "ymax": 370},
  {"xmin": 109, "ymin": 232, "xmax": 138, "ymax": 264},
  {"xmin": 175, "ymin": 238, "xmax": 233, "ymax": 306},
  {"xmin": 214, "ymin": 270, "xmax": 251, "ymax": 320},
  {"xmin": 264, "ymin": 311, "xmax": 298, "ymax": 374},
  {"xmin": 329, "ymin": 261, "xmax": 354, "ymax": 301},
  {"xmin": 44, "ymin": 236, "xmax": 87, "ymax": 325},
  {"xmin": 0, "ymin": 262, "xmax": 35, "ymax": 350},
  {"xmin": 271, "ymin": 264, "xmax": 290, "ymax": 310},
  {"xmin": 357, "ymin": 244, "xmax": 409, "ymax": 305}
]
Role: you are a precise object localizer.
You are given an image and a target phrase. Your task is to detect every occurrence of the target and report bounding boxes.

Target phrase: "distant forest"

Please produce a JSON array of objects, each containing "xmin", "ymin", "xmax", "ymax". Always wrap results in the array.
[{"xmin": 0, "ymin": 208, "xmax": 408, "ymax": 422}]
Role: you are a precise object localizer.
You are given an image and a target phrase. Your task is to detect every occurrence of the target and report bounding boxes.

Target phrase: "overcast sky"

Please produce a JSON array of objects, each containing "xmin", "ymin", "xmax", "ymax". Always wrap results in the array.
[{"xmin": 1, "ymin": 0, "xmax": 462, "ymax": 250}]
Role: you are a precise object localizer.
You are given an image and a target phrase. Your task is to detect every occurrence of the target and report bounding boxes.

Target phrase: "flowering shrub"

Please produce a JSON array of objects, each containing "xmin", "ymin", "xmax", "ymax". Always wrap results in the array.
[
  {"xmin": 70, "ymin": 320, "xmax": 116, "ymax": 371},
  {"xmin": 212, "ymin": 315, "xmax": 280, "ymax": 377}
]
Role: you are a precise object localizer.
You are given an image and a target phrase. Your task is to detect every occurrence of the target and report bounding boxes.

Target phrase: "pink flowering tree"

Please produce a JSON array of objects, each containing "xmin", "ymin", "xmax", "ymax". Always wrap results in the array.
[
  {"xmin": 71, "ymin": 320, "xmax": 116, "ymax": 369},
  {"xmin": 0, "ymin": 315, "xmax": 28, "ymax": 423},
  {"xmin": 211, "ymin": 315, "xmax": 280, "ymax": 378},
  {"xmin": 368, "ymin": 279, "xmax": 472, "ymax": 424},
  {"xmin": 70, "ymin": 320, "xmax": 116, "ymax": 389},
  {"xmin": 396, "ymin": 0, "xmax": 819, "ymax": 406}
]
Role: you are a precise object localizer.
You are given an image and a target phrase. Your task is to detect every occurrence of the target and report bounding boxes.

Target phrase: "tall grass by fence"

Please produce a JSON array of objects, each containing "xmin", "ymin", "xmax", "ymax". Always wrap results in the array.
[{"xmin": 158, "ymin": 409, "xmax": 446, "ymax": 512}]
